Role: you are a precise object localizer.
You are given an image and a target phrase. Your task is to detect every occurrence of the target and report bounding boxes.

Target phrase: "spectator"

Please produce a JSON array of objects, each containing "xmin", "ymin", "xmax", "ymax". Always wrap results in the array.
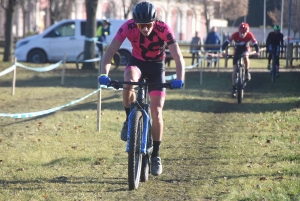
[
  {"xmin": 189, "ymin": 31, "xmax": 202, "ymax": 66},
  {"xmin": 96, "ymin": 19, "xmax": 111, "ymax": 54},
  {"xmin": 204, "ymin": 26, "xmax": 221, "ymax": 67}
]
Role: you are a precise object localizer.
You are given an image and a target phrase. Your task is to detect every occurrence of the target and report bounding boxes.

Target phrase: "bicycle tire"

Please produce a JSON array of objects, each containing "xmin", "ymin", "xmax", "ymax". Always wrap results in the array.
[
  {"xmin": 128, "ymin": 110, "xmax": 143, "ymax": 190},
  {"xmin": 237, "ymin": 66, "xmax": 243, "ymax": 104},
  {"xmin": 271, "ymin": 53, "xmax": 276, "ymax": 82},
  {"xmin": 140, "ymin": 108, "xmax": 152, "ymax": 182},
  {"xmin": 75, "ymin": 52, "xmax": 84, "ymax": 69}
]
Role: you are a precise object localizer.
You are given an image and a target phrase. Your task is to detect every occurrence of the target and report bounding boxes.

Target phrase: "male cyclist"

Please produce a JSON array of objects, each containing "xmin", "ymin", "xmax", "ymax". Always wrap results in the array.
[
  {"xmin": 98, "ymin": 1, "xmax": 185, "ymax": 176},
  {"xmin": 222, "ymin": 22, "xmax": 260, "ymax": 97},
  {"xmin": 266, "ymin": 25, "xmax": 284, "ymax": 77}
]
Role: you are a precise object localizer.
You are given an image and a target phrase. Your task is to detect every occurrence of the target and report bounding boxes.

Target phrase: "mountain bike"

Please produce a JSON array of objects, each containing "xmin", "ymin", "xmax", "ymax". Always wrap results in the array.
[{"xmin": 108, "ymin": 78, "xmax": 173, "ymax": 190}]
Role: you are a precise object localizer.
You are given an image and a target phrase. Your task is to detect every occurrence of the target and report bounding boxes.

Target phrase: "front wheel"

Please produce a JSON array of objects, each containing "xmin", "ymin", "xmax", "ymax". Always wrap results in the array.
[
  {"xmin": 128, "ymin": 110, "xmax": 143, "ymax": 190},
  {"xmin": 27, "ymin": 49, "xmax": 47, "ymax": 63},
  {"xmin": 237, "ymin": 68, "xmax": 244, "ymax": 104}
]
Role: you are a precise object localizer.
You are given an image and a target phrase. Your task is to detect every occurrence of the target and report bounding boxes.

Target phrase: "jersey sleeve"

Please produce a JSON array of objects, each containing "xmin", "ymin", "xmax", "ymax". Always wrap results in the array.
[
  {"xmin": 113, "ymin": 21, "xmax": 131, "ymax": 43},
  {"xmin": 159, "ymin": 21, "xmax": 176, "ymax": 46},
  {"xmin": 248, "ymin": 32, "xmax": 258, "ymax": 44}
]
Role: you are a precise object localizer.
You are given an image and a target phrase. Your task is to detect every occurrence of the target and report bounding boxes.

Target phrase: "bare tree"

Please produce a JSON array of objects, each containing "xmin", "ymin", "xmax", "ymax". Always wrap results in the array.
[
  {"xmin": 187, "ymin": 0, "xmax": 248, "ymax": 34},
  {"xmin": 82, "ymin": 0, "xmax": 98, "ymax": 70},
  {"xmin": 122, "ymin": 0, "xmax": 139, "ymax": 19},
  {"xmin": 268, "ymin": 0, "xmax": 300, "ymax": 38},
  {"xmin": 49, "ymin": 0, "xmax": 75, "ymax": 25},
  {"xmin": 1, "ymin": 0, "xmax": 20, "ymax": 62},
  {"xmin": 19, "ymin": 0, "xmax": 35, "ymax": 37}
]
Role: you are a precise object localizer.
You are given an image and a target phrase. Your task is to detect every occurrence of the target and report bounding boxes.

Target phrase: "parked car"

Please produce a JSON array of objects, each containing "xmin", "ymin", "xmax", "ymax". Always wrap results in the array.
[{"xmin": 14, "ymin": 19, "xmax": 132, "ymax": 66}]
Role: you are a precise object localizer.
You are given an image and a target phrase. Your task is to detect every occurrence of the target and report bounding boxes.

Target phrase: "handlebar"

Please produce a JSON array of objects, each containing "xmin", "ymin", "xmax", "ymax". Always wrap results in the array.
[{"xmin": 107, "ymin": 80, "xmax": 174, "ymax": 90}]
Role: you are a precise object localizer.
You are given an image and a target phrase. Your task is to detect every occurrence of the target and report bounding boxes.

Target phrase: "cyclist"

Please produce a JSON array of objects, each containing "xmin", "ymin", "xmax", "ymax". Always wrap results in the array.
[
  {"xmin": 221, "ymin": 22, "xmax": 260, "ymax": 97},
  {"xmin": 98, "ymin": 1, "xmax": 185, "ymax": 176},
  {"xmin": 266, "ymin": 25, "xmax": 284, "ymax": 77}
]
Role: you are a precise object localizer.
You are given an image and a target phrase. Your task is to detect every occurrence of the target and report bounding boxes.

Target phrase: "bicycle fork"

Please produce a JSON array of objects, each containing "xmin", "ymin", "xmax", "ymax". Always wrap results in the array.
[{"xmin": 126, "ymin": 109, "xmax": 151, "ymax": 155}]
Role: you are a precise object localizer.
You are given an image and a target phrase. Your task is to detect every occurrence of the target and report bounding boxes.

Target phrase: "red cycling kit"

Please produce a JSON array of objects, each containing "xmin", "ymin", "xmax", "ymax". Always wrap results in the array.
[
  {"xmin": 114, "ymin": 19, "xmax": 177, "ymax": 96},
  {"xmin": 222, "ymin": 31, "xmax": 259, "ymax": 65}
]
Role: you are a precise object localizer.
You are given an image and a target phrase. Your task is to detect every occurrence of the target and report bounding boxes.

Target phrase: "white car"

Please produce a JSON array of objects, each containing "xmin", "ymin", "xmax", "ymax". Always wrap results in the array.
[{"xmin": 14, "ymin": 19, "xmax": 132, "ymax": 66}]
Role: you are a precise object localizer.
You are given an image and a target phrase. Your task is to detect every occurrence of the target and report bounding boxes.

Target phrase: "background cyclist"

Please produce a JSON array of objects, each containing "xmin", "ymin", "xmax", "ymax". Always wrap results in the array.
[
  {"xmin": 221, "ymin": 22, "xmax": 260, "ymax": 97},
  {"xmin": 98, "ymin": 1, "xmax": 185, "ymax": 176},
  {"xmin": 266, "ymin": 25, "xmax": 284, "ymax": 77}
]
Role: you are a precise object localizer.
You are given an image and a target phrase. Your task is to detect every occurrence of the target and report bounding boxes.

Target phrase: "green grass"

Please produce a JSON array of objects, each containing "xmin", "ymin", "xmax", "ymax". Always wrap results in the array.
[{"xmin": 0, "ymin": 60, "xmax": 300, "ymax": 200}]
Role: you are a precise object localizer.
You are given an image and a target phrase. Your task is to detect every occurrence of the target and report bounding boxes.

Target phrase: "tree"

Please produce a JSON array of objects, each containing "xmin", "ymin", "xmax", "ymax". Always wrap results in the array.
[
  {"xmin": 1, "ymin": 0, "xmax": 20, "ymax": 62},
  {"xmin": 82, "ymin": 0, "xmax": 98, "ymax": 70},
  {"xmin": 122, "ymin": 0, "xmax": 139, "ymax": 19},
  {"xmin": 222, "ymin": 0, "xmax": 249, "ymax": 26},
  {"xmin": 268, "ymin": 0, "xmax": 300, "ymax": 37},
  {"xmin": 187, "ymin": 0, "xmax": 249, "ymax": 33},
  {"xmin": 49, "ymin": 0, "xmax": 75, "ymax": 25}
]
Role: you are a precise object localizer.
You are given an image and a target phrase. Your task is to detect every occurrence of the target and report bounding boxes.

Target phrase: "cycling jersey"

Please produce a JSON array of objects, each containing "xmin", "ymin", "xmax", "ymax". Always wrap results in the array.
[
  {"xmin": 114, "ymin": 19, "xmax": 176, "ymax": 61},
  {"xmin": 266, "ymin": 31, "xmax": 284, "ymax": 51},
  {"xmin": 222, "ymin": 31, "xmax": 259, "ymax": 53}
]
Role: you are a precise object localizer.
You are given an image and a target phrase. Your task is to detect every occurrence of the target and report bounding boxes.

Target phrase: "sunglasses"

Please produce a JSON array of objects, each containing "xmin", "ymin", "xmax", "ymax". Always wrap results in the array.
[{"xmin": 137, "ymin": 23, "xmax": 153, "ymax": 29}]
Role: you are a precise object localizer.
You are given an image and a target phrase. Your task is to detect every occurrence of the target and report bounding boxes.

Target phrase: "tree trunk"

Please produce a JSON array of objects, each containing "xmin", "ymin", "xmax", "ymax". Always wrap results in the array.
[
  {"xmin": 3, "ymin": 0, "xmax": 17, "ymax": 62},
  {"xmin": 82, "ymin": 0, "xmax": 98, "ymax": 70}
]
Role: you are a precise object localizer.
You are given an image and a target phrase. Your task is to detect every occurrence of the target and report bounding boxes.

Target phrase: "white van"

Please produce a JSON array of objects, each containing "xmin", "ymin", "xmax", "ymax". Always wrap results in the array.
[{"xmin": 14, "ymin": 19, "xmax": 132, "ymax": 66}]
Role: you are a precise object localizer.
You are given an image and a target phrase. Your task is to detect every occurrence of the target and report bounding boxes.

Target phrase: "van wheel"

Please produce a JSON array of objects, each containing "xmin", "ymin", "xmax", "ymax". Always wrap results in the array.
[
  {"xmin": 118, "ymin": 50, "xmax": 131, "ymax": 66},
  {"xmin": 112, "ymin": 52, "xmax": 121, "ymax": 70},
  {"xmin": 28, "ymin": 49, "xmax": 47, "ymax": 63}
]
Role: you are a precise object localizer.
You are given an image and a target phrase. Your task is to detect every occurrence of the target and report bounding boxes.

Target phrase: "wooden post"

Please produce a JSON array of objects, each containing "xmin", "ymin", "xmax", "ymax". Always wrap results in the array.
[
  {"xmin": 61, "ymin": 53, "xmax": 66, "ymax": 85},
  {"xmin": 97, "ymin": 51, "xmax": 103, "ymax": 132}
]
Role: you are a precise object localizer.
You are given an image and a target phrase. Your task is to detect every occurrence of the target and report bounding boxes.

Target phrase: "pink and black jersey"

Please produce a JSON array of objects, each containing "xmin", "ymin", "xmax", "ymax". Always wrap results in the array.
[
  {"xmin": 227, "ymin": 31, "xmax": 258, "ymax": 52},
  {"xmin": 114, "ymin": 19, "xmax": 176, "ymax": 61}
]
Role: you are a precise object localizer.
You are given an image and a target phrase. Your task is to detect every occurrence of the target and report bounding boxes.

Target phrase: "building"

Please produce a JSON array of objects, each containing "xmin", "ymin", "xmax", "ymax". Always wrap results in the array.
[{"xmin": 0, "ymin": 0, "xmax": 223, "ymax": 43}]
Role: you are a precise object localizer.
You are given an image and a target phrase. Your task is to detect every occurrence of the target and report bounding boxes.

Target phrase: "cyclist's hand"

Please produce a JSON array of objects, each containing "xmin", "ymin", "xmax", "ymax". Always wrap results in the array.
[
  {"xmin": 171, "ymin": 79, "xmax": 184, "ymax": 89},
  {"xmin": 98, "ymin": 75, "xmax": 111, "ymax": 86}
]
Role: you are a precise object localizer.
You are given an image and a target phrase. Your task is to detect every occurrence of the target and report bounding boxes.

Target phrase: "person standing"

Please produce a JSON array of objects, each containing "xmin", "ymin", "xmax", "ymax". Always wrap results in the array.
[
  {"xmin": 98, "ymin": 1, "xmax": 185, "ymax": 176},
  {"xmin": 204, "ymin": 26, "xmax": 221, "ymax": 67},
  {"xmin": 189, "ymin": 31, "xmax": 201, "ymax": 66},
  {"xmin": 266, "ymin": 25, "xmax": 284, "ymax": 77},
  {"xmin": 96, "ymin": 19, "xmax": 111, "ymax": 54}
]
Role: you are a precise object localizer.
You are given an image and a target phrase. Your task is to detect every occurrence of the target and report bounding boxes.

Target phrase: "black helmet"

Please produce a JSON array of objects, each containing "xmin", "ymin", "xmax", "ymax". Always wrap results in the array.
[{"xmin": 133, "ymin": 1, "xmax": 157, "ymax": 23}]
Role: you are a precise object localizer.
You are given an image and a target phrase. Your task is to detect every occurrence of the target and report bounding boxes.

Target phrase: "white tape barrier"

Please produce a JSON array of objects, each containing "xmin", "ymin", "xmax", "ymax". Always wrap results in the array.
[
  {"xmin": 0, "ymin": 65, "xmax": 16, "ymax": 77},
  {"xmin": 16, "ymin": 60, "xmax": 63, "ymax": 72},
  {"xmin": 0, "ymin": 88, "xmax": 101, "ymax": 119}
]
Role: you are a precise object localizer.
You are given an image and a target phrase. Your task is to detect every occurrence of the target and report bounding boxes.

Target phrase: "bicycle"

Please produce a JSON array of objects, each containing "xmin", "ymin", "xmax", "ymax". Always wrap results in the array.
[
  {"xmin": 108, "ymin": 78, "xmax": 173, "ymax": 190},
  {"xmin": 224, "ymin": 51, "xmax": 260, "ymax": 104}
]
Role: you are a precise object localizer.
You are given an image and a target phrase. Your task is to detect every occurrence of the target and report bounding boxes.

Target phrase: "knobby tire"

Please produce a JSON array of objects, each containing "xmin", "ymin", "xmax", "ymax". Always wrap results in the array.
[
  {"xmin": 128, "ymin": 110, "xmax": 143, "ymax": 190},
  {"xmin": 140, "ymin": 108, "xmax": 152, "ymax": 182},
  {"xmin": 237, "ymin": 66, "xmax": 243, "ymax": 104}
]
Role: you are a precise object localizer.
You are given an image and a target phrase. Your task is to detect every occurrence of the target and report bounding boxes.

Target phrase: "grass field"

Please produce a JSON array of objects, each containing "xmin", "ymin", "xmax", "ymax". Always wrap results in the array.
[{"xmin": 0, "ymin": 59, "xmax": 300, "ymax": 200}]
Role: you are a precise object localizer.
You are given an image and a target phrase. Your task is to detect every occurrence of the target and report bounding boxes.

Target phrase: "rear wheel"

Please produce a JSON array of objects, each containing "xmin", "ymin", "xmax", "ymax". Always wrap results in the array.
[
  {"xmin": 271, "ymin": 53, "xmax": 276, "ymax": 82},
  {"xmin": 141, "ymin": 110, "xmax": 152, "ymax": 182},
  {"xmin": 128, "ymin": 110, "xmax": 143, "ymax": 190}
]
